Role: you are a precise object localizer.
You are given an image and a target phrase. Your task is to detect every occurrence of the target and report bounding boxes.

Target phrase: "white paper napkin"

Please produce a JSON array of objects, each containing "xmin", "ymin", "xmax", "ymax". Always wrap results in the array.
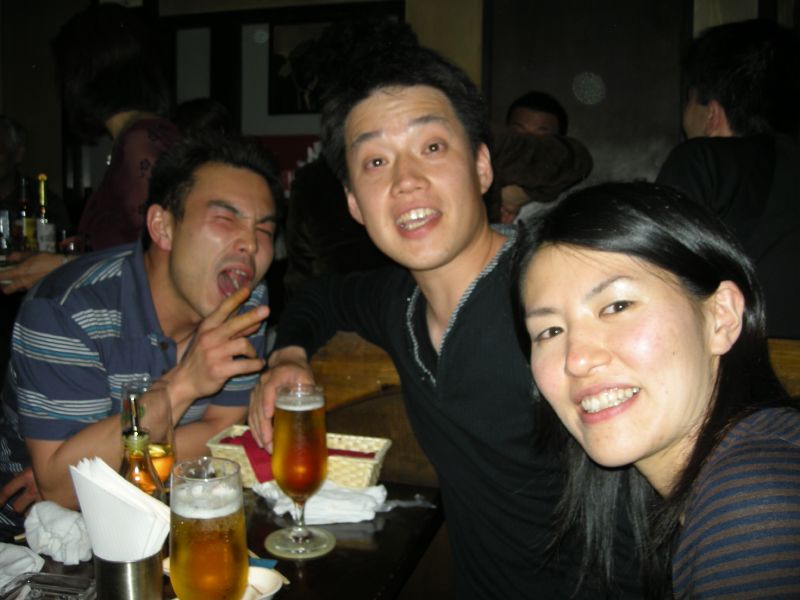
[
  {"xmin": 0, "ymin": 543, "xmax": 45, "ymax": 588},
  {"xmin": 24, "ymin": 501, "xmax": 91, "ymax": 565},
  {"xmin": 69, "ymin": 457, "xmax": 170, "ymax": 562},
  {"xmin": 253, "ymin": 480, "xmax": 387, "ymax": 524}
]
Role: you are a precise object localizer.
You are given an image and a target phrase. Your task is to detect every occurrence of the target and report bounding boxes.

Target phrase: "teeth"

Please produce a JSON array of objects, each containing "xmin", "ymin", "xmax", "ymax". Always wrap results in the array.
[
  {"xmin": 397, "ymin": 208, "xmax": 437, "ymax": 230},
  {"xmin": 222, "ymin": 269, "xmax": 250, "ymax": 296},
  {"xmin": 580, "ymin": 387, "xmax": 639, "ymax": 414}
]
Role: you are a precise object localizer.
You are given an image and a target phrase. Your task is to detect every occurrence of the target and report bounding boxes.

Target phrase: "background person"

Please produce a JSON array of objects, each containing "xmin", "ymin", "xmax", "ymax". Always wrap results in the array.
[
  {"xmin": 518, "ymin": 181, "xmax": 800, "ymax": 598},
  {"xmin": 505, "ymin": 90, "xmax": 569, "ymax": 136},
  {"xmin": 656, "ymin": 19, "xmax": 800, "ymax": 339},
  {"xmin": 1, "ymin": 3, "xmax": 179, "ymax": 295}
]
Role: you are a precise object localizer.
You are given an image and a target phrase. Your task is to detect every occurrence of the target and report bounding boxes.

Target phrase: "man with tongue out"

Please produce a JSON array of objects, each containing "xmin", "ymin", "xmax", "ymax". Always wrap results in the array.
[
  {"xmin": 0, "ymin": 132, "xmax": 278, "ymax": 518},
  {"xmin": 249, "ymin": 45, "xmax": 642, "ymax": 599}
]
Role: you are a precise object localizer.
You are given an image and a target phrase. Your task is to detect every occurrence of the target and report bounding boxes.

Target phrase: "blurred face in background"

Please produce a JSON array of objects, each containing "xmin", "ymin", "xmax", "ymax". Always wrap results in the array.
[{"xmin": 508, "ymin": 107, "xmax": 561, "ymax": 136}]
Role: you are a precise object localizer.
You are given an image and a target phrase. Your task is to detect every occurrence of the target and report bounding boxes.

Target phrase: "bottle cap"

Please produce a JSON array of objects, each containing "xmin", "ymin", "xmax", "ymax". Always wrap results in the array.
[{"xmin": 123, "ymin": 429, "xmax": 151, "ymax": 452}]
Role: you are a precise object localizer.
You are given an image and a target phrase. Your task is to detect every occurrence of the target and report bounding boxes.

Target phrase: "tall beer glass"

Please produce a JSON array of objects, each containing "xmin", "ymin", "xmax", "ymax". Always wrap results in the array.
[
  {"xmin": 170, "ymin": 457, "xmax": 248, "ymax": 599},
  {"xmin": 265, "ymin": 384, "xmax": 335, "ymax": 559}
]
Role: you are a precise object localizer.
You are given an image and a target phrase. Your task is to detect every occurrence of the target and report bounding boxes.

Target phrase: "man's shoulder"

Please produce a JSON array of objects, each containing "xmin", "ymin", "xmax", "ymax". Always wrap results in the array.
[
  {"xmin": 31, "ymin": 244, "xmax": 135, "ymax": 308},
  {"xmin": 666, "ymin": 135, "xmax": 774, "ymax": 164}
]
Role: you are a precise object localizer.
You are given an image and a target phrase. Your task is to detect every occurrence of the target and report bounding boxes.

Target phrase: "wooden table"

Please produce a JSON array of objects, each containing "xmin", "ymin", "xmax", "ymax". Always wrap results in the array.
[
  {"xmin": 245, "ymin": 482, "xmax": 442, "ymax": 599},
  {"xmin": 38, "ymin": 482, "xmax": 443, "ymax": 600}
]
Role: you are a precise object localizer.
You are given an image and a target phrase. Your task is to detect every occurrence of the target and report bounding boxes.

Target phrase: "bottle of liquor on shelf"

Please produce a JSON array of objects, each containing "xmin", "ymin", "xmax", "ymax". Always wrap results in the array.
[
  {"xmin": 12, "ymin": 176, "xmax": 36, "ymax": 251},
  {"xmin": 121, "ymin": 428, "xmax": 165, "ymax": 501},
  {"xmin": 0, "ymin": 210, "xmax": 11, "ymax": 265},
  {"xmin": 36, "ymin": 173, "xmax": 56, "ymax": 253}
]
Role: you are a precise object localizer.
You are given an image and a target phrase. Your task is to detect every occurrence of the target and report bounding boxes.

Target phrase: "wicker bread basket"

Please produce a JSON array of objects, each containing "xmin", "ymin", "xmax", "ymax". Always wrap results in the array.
[{"xmin": 206, "ymin": 424, "xmax": 392, "ymax": 489}]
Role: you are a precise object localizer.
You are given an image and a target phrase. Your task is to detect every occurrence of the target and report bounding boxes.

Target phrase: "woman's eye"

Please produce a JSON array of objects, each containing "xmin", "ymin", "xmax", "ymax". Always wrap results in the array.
[
  {"xmin": 534, "ymin": 326, "xmax": 563, "ymax": 342},
  {"xmin": 601, "ymin": 300, "xmax": 633, "ymax": 315},
  {"xmin": 366, "ymin": 157, "xmax": 385, "ymax": 169}
]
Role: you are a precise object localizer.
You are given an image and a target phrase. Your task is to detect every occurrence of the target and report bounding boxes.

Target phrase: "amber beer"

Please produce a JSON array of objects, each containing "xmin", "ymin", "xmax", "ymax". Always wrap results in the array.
[
  {"xmin": 169, "ymin": 458, "xmax": 247, "ymax": 600},
  {"xmin": 272, "ymin": 391, "xmax": 327, "ymax": 503},
  {"xmin": 147, "ymin": 442, "xmax": 174, "ymax": 483}
]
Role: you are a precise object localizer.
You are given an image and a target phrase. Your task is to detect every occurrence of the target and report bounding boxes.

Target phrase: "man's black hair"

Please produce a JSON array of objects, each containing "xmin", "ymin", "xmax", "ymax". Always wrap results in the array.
[
  {"xmin": 143, "ymin": 132, "xmax": 282, "ymax": 249},
  {"xmin": 684, "ymin": 19, "xmax": 800, "ymax": 136},
  {"xmin": 320, "ymin": 43, "xmax": 489, "ymax": 185},
  {"xmin": 505, "ymin": 90, "xmax": 569, "ymax": 135}
]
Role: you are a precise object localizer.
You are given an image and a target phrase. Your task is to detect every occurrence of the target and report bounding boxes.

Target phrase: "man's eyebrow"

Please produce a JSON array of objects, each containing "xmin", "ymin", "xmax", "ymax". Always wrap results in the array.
[
  {"xmin": 524, "ymin": 275, "xmax": 631, "ymax": 318},
  {"xmin": 349, "ymin": 114, "xmax": 451, "ymax": 151},
  {"xmin": 208, "ymin": 199, "xmax": 276, "ymax": 224}
]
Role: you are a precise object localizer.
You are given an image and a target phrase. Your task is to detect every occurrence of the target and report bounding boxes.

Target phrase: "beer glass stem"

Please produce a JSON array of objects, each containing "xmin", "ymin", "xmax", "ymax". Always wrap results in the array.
[{"xmin": 290, "ymin": 501, "xmax": 312, "ymax": 543}]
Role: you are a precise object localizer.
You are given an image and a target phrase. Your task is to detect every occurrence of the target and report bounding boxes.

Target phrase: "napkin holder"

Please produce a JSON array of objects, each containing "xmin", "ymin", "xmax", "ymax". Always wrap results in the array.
[{"xmin": 207, "ymin": 424, "xmax": 392, "ymax": 488}]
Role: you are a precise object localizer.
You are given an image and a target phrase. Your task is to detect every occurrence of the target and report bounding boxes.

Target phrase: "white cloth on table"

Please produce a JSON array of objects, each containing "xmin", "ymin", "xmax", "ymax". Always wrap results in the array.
[
  {"xmin": 24, "ymin": 501, "xmax": 91, "ymax": 565},
  {"xmin": 0, "ymin": 543, "xmax": 45, "ymax": 587},
  {"xmin": 253, "ymin": 480, "xmax": 387, "ymax": 525}
]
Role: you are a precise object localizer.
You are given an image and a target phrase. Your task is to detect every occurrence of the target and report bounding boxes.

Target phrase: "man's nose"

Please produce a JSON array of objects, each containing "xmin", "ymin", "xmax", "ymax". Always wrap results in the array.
[{"xmin": 391, "ymin": 154, "xmax": 426, "ymax": 195}]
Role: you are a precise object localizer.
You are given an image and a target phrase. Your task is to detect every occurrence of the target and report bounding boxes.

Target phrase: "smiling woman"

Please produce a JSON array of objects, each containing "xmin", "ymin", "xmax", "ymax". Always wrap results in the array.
[{"xmin": 516, "ymin": 182, "xmax": 800, "ymax": 599}]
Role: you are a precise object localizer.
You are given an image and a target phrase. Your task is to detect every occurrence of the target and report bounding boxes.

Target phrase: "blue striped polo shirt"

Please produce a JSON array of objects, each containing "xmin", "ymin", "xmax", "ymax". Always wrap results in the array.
[
  {"xmin": 672, "ymin": 406, "xmax": 800, "ymax": 598},
  {"xmin": 1, "ymin": 241, "xmax": 267, "ymax": 459}
]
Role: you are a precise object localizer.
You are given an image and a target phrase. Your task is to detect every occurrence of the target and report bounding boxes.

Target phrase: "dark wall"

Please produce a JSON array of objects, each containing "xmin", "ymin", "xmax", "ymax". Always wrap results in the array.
[{"xmin": 486, "ymin": 0, "xmax": 692, "ymax": 183}]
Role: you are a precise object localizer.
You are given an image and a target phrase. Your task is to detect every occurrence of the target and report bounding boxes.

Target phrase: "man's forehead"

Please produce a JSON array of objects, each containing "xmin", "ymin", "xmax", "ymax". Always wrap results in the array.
[
  {"xmin": 345, "ymin": 84, "xmax": 460, "ymax": 143},
  {"xmin": 186, "ymin": 162, "xmax": 276, "ymax": 213}
]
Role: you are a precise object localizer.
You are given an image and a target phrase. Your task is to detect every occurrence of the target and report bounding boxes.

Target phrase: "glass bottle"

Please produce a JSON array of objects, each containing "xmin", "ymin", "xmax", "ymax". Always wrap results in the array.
[
  {"xmin": 12, "ymin": 177, "xmax": 35, "ymax": 251},
  {"xmin": 0, "ymin": 210, "xmax": 10, "ymax": 265},
  {"xmin": 121, "ymin": 429, "xmax": 165, "ymax": 501},
  {"xmin": 36, "ymin": 173, "xmax": 56, "ymax": 252}
]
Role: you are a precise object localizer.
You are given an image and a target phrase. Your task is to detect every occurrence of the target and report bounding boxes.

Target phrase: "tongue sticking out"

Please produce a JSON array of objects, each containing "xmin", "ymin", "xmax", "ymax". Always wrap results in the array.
[{"xmin": 218, "ymin": 269, "xmax": 250, "ymax": 297}]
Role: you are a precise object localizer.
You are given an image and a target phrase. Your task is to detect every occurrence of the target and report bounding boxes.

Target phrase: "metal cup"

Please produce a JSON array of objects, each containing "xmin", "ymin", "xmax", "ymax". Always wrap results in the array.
[{"xmin": 94, "ymin": 550, "xmax": 163, "ymax": 600}]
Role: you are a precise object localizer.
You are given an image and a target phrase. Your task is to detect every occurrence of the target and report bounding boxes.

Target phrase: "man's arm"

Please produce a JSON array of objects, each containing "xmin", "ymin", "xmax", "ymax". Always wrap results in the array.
[
  {"xmin": 0, "ymin": 467, "xmax": 41, "ymax": 515},
  {"xmin": 248, "ymin": 269, "xmax": 400, "ymax": 448},
  {"xmin": 175, "ymin": 404, "xmax": 248, "ymax": 459},
  {"xmin": 26, "ymin": 416, "xmax": 124, "ymax": 510},
  {"xmin": 18, "ymin": 287, "xmax": 268, "ymax": 509}
]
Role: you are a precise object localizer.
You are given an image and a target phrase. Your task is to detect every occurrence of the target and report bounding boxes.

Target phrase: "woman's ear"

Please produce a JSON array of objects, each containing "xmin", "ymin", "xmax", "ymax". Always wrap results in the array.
[
  {"xmin": 146, "ymin": 204, "xmax": 174, "ymax": 251},
  {"xmin": 707, "ymin": 280, "xmax": 745, "ymax": 355}
]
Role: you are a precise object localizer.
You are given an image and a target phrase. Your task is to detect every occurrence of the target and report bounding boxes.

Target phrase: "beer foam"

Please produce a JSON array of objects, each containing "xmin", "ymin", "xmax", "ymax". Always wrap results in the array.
[
  {"xmin": 172, "ymin": 481, "xmax": 241, "ymax": 519},
  {"xmin": 275, "ymin": 393, "xmax": 324, "ymax": 411}
]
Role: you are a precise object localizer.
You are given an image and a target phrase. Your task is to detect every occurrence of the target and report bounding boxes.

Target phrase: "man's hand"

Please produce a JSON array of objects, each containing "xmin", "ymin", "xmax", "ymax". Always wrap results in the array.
[
  {"xmin": 1, "ymin": 252, "xmax": 66, "ymax": 294},
  {"xmin": 248, "ymin": 346, "xmax": 315, "ymax": 451},
  {"xmin": 0, "ymin": 467, "xmax": 41, "ymax": 515},
  {"xmin": 165, "ymin": 287, "xmax": 269, "ymax": 414}
]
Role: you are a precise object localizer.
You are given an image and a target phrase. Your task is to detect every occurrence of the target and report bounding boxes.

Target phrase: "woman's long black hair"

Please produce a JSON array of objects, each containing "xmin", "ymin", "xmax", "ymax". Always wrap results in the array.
[{"xmin": 514, "ymin": 181, "xmax": 791, "ymax": 598}]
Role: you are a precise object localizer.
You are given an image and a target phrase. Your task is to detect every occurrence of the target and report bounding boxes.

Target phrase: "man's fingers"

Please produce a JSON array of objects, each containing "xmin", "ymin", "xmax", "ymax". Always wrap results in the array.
[
  {"xmin": 12, "ymin": 489, "xmax": 39, "ymax": 514},
  {"xmin": 206, "ymin": 355, "xmax": 265, "ymax": 383},
  {"xmin": 222, "ymin": 304, "xmax": 269, "ymax": 340},
  {"xmin": 201, "ymin": 286, "xmax": 252, "ymax": 330}
]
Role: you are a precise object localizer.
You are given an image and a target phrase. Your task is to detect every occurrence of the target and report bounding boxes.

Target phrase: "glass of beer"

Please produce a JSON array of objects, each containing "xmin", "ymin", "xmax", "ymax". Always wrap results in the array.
[
  {"xmin": 169, "ymin": 457, "xmax": 248, "ymax": 599},
  {"xmin": 265, "ymin": 383, "xmax": 335, "ymax": 559}
]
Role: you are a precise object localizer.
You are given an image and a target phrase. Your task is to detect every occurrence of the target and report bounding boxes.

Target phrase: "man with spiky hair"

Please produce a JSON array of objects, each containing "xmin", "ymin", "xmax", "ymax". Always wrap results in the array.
[{"xmin": 250, "ymin": 43, "xmax": 642, "ymax": 598}]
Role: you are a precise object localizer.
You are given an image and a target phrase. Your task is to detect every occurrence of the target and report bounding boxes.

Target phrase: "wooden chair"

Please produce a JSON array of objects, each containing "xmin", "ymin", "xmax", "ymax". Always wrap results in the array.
[{"xmin": 768, "ymin": 338, "xmax": 800, "ymax": 397}]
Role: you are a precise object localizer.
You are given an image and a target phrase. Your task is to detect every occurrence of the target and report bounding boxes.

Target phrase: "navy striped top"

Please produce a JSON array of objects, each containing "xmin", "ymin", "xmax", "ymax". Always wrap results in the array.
[
  {"xmin": 672, "ymin": 407, "xmax": 800, "ymax": 598},
  {"xmin": 1, "ymin": 242, "xmax": 266, "ymax": 460}
]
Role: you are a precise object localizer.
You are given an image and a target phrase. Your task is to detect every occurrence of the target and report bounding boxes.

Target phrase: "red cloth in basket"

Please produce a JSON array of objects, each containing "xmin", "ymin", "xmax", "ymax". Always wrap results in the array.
[{"xmin": 219, "ymin": 429, "xmax": 376, "ymax": 483}]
